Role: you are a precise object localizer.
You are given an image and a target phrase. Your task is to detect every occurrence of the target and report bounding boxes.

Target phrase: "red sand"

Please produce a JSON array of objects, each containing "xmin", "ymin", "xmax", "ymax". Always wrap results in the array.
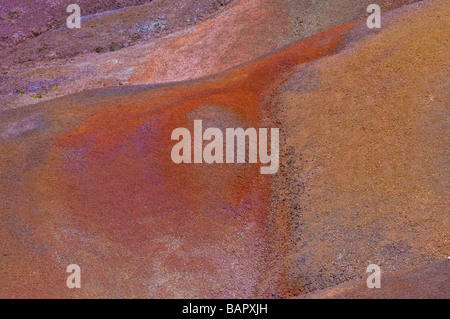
[
  {"xmin": 0, "ymin": 21, "xmax": 356, "ymax": 298},
  {"xmin": 0, "ymin": 0, "xmax": 447, "ymax": 298}
]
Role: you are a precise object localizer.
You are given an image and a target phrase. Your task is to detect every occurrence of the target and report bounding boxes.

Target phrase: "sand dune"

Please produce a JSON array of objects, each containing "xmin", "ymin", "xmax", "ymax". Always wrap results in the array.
[{"xmin": 0, "ymin": 0, "xmax": 448, "ymax": 298}]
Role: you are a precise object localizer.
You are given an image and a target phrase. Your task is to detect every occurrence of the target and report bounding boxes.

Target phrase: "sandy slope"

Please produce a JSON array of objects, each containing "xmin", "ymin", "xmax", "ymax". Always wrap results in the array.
[
  {"xmin": 0, "ymin": 0, "xmax": 448, "ymax": 298},
  {"xmin": 0, "ymin": 16, "xmax": 358, "ymax": 298},
  {"xmin": 296, "ymin": 260, "xmax": 449, "ymax": 299},
  {"xmin": 0, "ymin": 0, "xmax": 417, "ymax": 110},
  {"xmin": 266, "ymin": 0, "xmax": 449, "ymax": 296}
]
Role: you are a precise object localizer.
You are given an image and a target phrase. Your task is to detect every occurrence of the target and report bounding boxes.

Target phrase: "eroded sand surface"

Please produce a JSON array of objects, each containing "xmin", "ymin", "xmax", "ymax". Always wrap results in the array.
[{"xmin": 0, "ymin": 0, "xmax": 448, "ymax": 298}]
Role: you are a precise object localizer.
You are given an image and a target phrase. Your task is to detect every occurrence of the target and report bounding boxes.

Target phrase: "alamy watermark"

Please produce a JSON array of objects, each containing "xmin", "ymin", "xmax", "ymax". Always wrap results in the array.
[
  {"xmin": 66, "ymin": 4, "xmax": 81, "ymax": 29},
  {"xmin": 66, "ymin": 264, "xmax": 81, "ymax": 289},
  {"xmin": 367, "ymin": 4, "xmax": 381, "ymax": 29},
  {"xmin": 171, "ymin": 120, "xmax": 279, "ymax": 174},
  {"xmin": 366, "ymin": 264, "xmax": 381, "ymax": 288}
]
